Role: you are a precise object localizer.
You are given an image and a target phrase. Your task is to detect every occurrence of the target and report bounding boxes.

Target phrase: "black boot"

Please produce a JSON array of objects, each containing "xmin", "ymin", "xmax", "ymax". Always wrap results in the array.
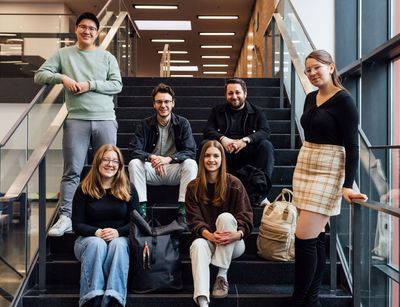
[
  {"xmin": 291, "ymin": 236, "xmax": 318, "ymax": 307},
  {"xmin": 304, "ymin": 232, "xmax": 326, "ymax": 307}
]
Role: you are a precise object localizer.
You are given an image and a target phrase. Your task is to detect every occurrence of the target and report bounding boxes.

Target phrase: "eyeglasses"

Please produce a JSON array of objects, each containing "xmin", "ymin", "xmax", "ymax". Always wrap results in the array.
[
  {"xmin": 304, "ymin": 65, "xmax": 324, "ymax": 75},
  {"xmin": 78, "ymin": 24, "xmax": 98, "ymax": 32},
  {"xmin": 154, "ymin": 100, "xmax": 173, "ymax": 105},
  {"xmin": 101, "ymin": 158, "xmax": 120, "ymax": 166}
]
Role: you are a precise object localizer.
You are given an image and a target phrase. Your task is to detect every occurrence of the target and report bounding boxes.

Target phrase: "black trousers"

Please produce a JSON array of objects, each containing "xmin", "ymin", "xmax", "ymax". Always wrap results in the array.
[{"xmin": 225, "ymin": 139, "xmax": 275, "ymax": 181}]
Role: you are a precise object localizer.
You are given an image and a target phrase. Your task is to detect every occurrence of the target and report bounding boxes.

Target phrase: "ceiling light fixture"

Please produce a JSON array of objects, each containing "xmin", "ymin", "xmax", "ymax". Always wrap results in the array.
[
  {"xmin": 203, "ymin": 71, "xmax": 227, "ymax": 74},
  {"xmin": 135, "ymin": 20, "xmax": 191, "ymax": 31},
  {"xmin": 201, "ymin": 45, "xmax": 232, "ymax": 49},
  {"xmin": 171, "ymin": 74, "xmax": 193, "ymax": 77},
  {"xmin": 151, "ymin": 39, "xmax": 185, "ymax": 43},
  {"xmin": 0, "ymin": 33, "xmax": 17, "ymax": 37},
  {"xmin": 170, "ymin": 66, "xmax": 198, "ymax": 71},
  {"xmin": 199, "ymin": 32, "xmax": 235, "ymax": 36},
  {"xmin": 158, "ymin": 50, "xmax": 188, "ymax": 54},
  {"xmin": 201, "ymin": 55, "xmax": 230, "ymax": 59},
  {"xmin": 202, "ymin": 64, "xmax": 228, "ymax": 67},
  {"xmin": 169, "ymin": 60, "xmax": 190, "ymax": 63},
  {"xmin": 197, "ymin": 15, "xmax": 238, "ymax": 20},
  {"xmin": 134, "ymin": 5, "xmax": 178, "ymax": 10}
]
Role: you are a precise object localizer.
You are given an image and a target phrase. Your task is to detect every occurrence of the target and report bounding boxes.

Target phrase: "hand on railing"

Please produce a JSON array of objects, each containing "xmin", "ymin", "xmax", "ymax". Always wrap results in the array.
[{"xmin": 343, "ymin": 187, "xmax": 368, "ymax": 203}]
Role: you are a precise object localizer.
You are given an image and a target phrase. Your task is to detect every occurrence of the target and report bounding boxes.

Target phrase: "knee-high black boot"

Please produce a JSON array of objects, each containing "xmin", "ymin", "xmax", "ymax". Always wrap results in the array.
[
  {"xmin": 291, "ymin": 236, "xmax": 318, "ymax": 307},
  {"xmin": 304, "ymin": 232, "xmax": 326, "ymax": 307}
]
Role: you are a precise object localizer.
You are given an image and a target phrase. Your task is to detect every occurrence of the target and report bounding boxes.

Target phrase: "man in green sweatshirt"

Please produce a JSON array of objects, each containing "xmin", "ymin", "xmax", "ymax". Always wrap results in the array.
[{"xmin": 34, "ymin": 12, "xmax": 122, "ymax": 236}]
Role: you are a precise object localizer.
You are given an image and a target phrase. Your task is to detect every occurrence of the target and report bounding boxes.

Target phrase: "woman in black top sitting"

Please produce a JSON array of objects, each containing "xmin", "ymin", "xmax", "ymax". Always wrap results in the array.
[
  {"xmin": 291, "ymin": 50, "xmax": 368, "ymax": 307},
  {"xmin": 72, "ymin": 144, "xmax": 138, "ymax": 307}
]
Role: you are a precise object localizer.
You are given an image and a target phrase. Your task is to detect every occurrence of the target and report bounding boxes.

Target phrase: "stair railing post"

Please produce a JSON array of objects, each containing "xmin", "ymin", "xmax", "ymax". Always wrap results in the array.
[
  {"xmin": 38, "ymin": 157, "xmax": 46, "ymax": 291},
  {"xmin": 351, "ymin": 202, "xmax": 361, "ymax": 307},
  {"xmin": 329, "ymin": 215, "xmax": 337, "ymax": 293},
  {"xmin": 271, "ymin": 19, "xmax": 276, "ymax": 77},
  {"xmin": 124, "ymin": 17, "xmax": 129, "ymax": 77},
  {"xmin": 279, "ymin": 34, "xmax": 284, "ymax": 109},
  {"xmin": 264, "ymin": 31, "xmax": 269, "ymax": 77},
  {"xmin": 290, "ymin": 63, "xmax": 295, "ymax": 149}
]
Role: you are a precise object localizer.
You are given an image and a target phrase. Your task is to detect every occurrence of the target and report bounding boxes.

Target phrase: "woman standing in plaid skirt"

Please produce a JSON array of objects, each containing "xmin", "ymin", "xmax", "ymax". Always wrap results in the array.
[{"xmin": 291, "ymin": 50, "xmax": 367, "ymax": 307}]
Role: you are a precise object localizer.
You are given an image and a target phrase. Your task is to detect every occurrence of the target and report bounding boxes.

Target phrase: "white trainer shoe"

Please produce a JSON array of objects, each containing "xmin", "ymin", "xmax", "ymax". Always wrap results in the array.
[{"xmin": 48, "ymin": 215, "xmax": 72, "ymax": 237}]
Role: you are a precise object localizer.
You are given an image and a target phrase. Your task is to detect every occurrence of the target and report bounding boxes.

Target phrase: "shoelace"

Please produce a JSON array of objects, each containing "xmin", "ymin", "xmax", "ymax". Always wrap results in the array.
[{"xmin": 215, "ymin": 277, "xmax": 228, "ymax": 290}]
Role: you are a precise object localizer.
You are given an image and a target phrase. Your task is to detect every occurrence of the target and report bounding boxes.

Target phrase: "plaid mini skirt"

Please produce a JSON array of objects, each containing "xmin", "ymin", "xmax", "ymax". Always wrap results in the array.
[{"xmin": 292, "ymin": 141, "xmax": 345, "ymax": 216}]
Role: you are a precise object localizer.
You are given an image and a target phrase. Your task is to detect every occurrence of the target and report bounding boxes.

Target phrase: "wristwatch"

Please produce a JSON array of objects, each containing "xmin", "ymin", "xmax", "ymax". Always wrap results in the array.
[{"xmin": 241, "ymin": 137, "xmax": 251, "ymax": 144}]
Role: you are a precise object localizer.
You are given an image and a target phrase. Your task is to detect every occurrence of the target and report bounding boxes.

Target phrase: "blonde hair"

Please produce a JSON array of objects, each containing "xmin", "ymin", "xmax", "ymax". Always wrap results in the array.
[
  {"xmin": 81, "ymin": 144, "xmax": 131, "ymax": 201},
  {"xmin": 193, "ymin": 140, "xmax": 227, "ymax": 206}
]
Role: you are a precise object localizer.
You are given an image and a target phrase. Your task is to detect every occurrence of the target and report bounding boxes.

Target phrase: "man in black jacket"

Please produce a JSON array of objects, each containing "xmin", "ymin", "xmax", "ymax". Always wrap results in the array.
[
  {"xmin": 128, "ymin": 83, "xmax": 197, "ymax": 221},
  {"xmin": 203, "ymin": 78, "xmax": 275, "ymax": 205}
]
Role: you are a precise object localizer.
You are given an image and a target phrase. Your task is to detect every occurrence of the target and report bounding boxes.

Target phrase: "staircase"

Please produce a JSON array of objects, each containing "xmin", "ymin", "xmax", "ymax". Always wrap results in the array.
[{"xmin": 22, "ymin": 77, "xmax": 352, "ymax": 306}]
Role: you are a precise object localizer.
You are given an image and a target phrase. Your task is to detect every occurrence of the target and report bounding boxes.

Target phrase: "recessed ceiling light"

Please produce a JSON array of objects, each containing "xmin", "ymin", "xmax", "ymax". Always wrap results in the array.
[
  {"xmin": 158, "ymin": 50, "xmax": 188, "ymax": 54},
  {"xmin": 202, "ymin": 64, "xmax": 229, "ymax": 67},
  {"xmin": 199, "ymin": 32, "xmax": 235, "ymax": 36},
  {"xmin": 197, "ymin": 16, "xmax": 238, "ymax": 20},
  {"xmin": 151, "ymin": 39, "xmax": 185, "ymax": 43},
  {"xmin": 169, "ymin": 60, "xmax": 190, "ymax": 63},
  {"xmin": 203, "ymin": 71, "xmax": 227, "ymax": 74},
  {"xmin": 201, "ymin": 45, "xmax": 232, "ymax": 49},
  {"xmin": 170, "ymin": 66, "xmax": 198, "ymax": 71},
  {"xmin": 171, "ymin": 74, "xmax": 193, "ymax": 77},
  {"xmin": 202, "ymin": 55, "xmax": 230, "ymax": 59},
  {"xmin": 134, "ymin": 5, "xmax": 178, "ymax": 9},
  {"xmin": 135, "ymin": 20, "xmax": 191, "ymax": 31}
]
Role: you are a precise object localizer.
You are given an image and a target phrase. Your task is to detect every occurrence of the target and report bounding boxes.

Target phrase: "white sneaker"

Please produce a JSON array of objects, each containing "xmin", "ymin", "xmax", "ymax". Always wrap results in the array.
[
  {"xmin": 259, "ymin": 196, "xmax": 271, "ymax": 207},
  {"xmin": 48, "ymin": 215, "xmax": 72, "ymax": 236}
]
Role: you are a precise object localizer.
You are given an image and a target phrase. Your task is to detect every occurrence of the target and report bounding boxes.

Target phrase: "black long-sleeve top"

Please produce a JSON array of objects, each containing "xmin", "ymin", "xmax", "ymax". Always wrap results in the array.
[
  {"xmin": 72, "ymin": 184, "xmax": 139, "ymax": 237},
  {"xmin": 301, "ymin": 90, "xmax": 359, "ymax": 188}
]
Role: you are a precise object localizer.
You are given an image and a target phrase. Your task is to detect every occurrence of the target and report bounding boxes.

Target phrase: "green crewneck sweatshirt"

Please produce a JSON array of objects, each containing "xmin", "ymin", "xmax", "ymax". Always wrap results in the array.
[{"xmin": 34, "ymin": 46, "xmax": 122, "ymax": 120}]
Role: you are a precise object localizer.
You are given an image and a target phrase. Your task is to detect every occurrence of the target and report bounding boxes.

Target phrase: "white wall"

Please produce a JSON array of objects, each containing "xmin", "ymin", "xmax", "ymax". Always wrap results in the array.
[{"xmin": 290, "ymin": 0, "xmax": 335, "ymax": 57}]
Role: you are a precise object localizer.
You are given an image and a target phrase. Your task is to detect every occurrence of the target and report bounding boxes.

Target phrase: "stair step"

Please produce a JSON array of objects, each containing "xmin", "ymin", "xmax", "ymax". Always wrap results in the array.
[
  {"xmin": 23, "ymin": 284, "xmax": 351, "ymax": 307},
  {"xmin": 115, "ymin": 107, "xmax": 292, "ymax": 120},
  {"xmin": 120, "ymin": 86, "xmax": 281, "ymax": 97},
  {"xmin": 117, "ymin": 133, "xmax": 301, "ymax": 149},
  {"xmin": 48, "ymin": 229, "xmax": 331, "ymax": 261},
  {"xmin": 121, "ymin": 77, "xmax": 281, "ymax": 87},
  {"xmin": 117, "ymin": 119, "xmax": 295, "ymax": 134},
  {"xmin": 117, "ymin": 96, "xmax": 289, "ymax": 108},
  {"xmin": 44, "ymin": 259, "xmax": 338, "ymax": 286},
  {"xmin": 113, "ymin": 148, "xmax": 298, "ymax": 167}
]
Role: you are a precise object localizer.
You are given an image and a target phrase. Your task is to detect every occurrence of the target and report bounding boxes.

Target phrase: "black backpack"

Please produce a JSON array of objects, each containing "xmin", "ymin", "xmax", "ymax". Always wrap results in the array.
[{"xmin": 129, "ymin": 210, "xmax": 185, "ymax": 293}]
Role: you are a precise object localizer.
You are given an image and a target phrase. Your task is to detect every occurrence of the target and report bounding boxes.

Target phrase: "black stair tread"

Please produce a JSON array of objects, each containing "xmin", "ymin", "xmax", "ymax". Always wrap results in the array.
[
  {"xmin": 116, "ymin": 133, "xmax": 302, "ymax": 150},
  {"xmin": 115, "ymin": 108, "xmax": 291, "ymax": 120},
  {"xmin": 24, "ymin": 284, "xmax": 350, "ymax": 297},
  {"xmin": 117, "ymin": 96, "xmax": 290, "ymax": 109},
  {"xmin": 120, "ymin": 77, "xmax": 281, "ymax": 87}
]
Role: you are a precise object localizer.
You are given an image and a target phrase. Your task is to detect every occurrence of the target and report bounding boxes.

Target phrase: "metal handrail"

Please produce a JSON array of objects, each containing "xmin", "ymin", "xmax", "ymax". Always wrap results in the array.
[
  {"xmin": 0, "ymin": 4, "xmax": 135, "ymax": 305},
  {"xmin": 0, "ymin": 105, "xmax": 68, "ymax": 202},
  {"xmin": 273, "ymin": 12, "xmax": 314, "ymax": 95},
  {"xmin": 0, "ymin": 85, "xmax": 46, "ymax": 147},
  {"xmin": 0, "ymin": 11, "xmax": 130, "ymax": 203},
  {"xmin": 160, "ymin": 44, "xmax": 171, "ymax": 77},
  {"xmin": 352, "ymin": 199, "xmax": 400, "ymax": 217}
]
